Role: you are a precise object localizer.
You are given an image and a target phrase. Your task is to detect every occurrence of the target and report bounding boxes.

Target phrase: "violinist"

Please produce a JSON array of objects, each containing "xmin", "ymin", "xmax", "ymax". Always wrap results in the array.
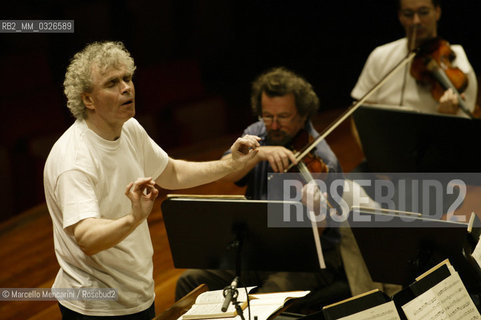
[
  {"xmin": 351, "ymin": 0, "xmax": 477, "ymax": 116},
  {"xmin": 220, "ymin": 67, "xmax": 342, "ymax": 199},
  {"xmin": 175, "ymin": 67, "xmax": 346, "ymax": 309}
]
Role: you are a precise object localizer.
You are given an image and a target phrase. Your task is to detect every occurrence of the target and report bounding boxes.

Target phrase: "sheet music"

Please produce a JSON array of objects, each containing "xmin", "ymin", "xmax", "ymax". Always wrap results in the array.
[
  {"xmin": 338, "ymin": 301, "xmax": 401, "ymax": 320},
  {"xmin": 178, "ymin": 290, "xmax": 310, "ymax": 320},
  {"xmin": 249, "ymin": 290, "xmax": 310, "ymax": 303},
  {"xmin": 402, "ymin": 272, "xmax": 481, "ymax": 320},
  {"xmin": 193, "ymin": 287, "xmax": 254, "ymax": 304}
]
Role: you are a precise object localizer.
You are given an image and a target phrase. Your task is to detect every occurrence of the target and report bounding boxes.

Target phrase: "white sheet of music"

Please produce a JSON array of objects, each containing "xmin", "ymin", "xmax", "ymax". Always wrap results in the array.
[
  {"xmin": 402, "ymin": 272, "xmax": 481, "ymax": 320},
  {"xmin": 338, "ymin": 301, "xmax": 401, "ymax": 320}
]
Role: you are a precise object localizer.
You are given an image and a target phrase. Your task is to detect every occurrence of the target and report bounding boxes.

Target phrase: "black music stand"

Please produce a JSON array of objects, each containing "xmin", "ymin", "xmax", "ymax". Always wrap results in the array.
[
  {"xmin": 348, "ymin": 207, "xmax": 481, "ymax": 293},
  {"xmin": 161, "ymin": 197, "xmax": 325, "ymax": 272},
  {"xmin": 352, "ymin": 104, "xmax": 481, "ymax": 172}
]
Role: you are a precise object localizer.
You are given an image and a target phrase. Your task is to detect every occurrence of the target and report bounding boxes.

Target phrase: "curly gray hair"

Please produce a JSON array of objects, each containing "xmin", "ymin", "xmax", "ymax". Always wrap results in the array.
[
  {"xmin": 63, "ymin": 41, "xmax": 136, "ymax": 120},
  {"xmin": 250, "ymin": 67, "xmax": 319, "ymax": 119}
]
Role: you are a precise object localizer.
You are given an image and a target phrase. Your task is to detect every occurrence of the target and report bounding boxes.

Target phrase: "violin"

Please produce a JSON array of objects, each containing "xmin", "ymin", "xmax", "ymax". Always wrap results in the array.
[
  {"xmin": 287, "ymin": 36, "xmax": 475, "ymax": 173},
  {"xmin": 410, "ymin": 37, "xmax": 474, "ymax": 118},
  {"xmin": 283, "ymin": 36, "xmax": 474, "ymax": 269},
  {"xmin": 290, "ymin": 129, "xmax": 329, "ymax": 175}
]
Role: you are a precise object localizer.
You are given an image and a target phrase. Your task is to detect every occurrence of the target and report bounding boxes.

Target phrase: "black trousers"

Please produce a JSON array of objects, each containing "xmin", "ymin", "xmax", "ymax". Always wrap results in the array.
[{"xmin": 58, "ymin": 302, "xmax": 155, "ymax": 320}]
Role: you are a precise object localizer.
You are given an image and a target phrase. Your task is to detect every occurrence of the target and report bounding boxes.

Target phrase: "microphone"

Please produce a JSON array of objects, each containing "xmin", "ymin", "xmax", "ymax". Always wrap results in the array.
[{"xmin": 221, "ymin": 276, "xmax": 239, "ymax": 312}]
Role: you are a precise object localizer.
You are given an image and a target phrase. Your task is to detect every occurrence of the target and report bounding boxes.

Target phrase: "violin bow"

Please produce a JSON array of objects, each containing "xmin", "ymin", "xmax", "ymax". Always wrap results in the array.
[{"xmin": 286, "ymin": 49, "xmax": 419, "ymax": 172}]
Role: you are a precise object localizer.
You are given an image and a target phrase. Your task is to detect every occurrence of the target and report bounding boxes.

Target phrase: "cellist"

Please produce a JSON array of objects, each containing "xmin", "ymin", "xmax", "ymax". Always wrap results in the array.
[{"xmin": 351, "ymin": 0, "xmax": 477, "ymax": 116}]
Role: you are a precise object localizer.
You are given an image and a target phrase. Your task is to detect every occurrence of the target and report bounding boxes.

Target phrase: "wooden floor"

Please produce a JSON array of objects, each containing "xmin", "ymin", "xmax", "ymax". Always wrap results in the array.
[{"xmin": 0, "ymin": 108, "xmax": 364, "ymax": 319}]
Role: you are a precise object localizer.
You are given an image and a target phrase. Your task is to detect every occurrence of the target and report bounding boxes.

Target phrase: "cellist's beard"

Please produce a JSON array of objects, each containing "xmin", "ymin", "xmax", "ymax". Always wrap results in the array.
[{"xmin": 266, "ymin": 130, "xmax": 292, "ymax": 146}]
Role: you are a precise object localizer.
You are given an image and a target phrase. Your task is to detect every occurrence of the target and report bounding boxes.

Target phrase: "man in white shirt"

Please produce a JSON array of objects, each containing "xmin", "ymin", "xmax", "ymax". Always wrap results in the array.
[
  {"xmin": 44, "ymin": 41, "xmax": 261, "ymax": 319},
  {"xmin": 348, "ymin": 0, "xmax": 476, "ymax": 296},
  {"xmin": 351, "ymin": 0, "xmax": 477, "ymax": 116}
]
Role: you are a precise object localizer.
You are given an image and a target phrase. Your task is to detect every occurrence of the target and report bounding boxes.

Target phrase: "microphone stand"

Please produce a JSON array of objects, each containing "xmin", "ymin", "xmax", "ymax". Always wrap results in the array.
[
  {"xmin": 222, "ymin": 234, "xmax": 245, "ymax": 320},
  {"xmin": 222, "ymin": 276, "xmax": 245, "ymax": 320}
]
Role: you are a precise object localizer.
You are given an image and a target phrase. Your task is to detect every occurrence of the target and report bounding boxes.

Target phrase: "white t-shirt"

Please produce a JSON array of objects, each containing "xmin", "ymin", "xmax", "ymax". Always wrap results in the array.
[
  {"xmin": 351, "ymin": 38, "xmax": 477, "ymax": 116},
  {"xmin": 44, "ymin": 118, "xmax": 168, "ymax": 316}
]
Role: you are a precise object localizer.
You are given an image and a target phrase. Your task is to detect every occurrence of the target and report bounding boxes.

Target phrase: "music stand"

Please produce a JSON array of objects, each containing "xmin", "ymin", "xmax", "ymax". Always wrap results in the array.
[
  {"xmin": 352, "ymin": 104, "xmax": 481, "ymax": 172},
  {"xmin": 161, "ymin": 197, "xmax": 324, "ymax": 272},
  {"xmin": 348, "ymin": 207, "xmax": 481, "ymax": 292}
]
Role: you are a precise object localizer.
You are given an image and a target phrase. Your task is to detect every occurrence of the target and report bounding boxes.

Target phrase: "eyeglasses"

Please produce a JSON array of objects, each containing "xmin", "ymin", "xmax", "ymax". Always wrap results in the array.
[
  {"xmin": 400, "ymin": 7, "xmax": 433, "ymax": 19},
  {"xmin": 259, "ymin": 113, "xmax": 295, "ymax": 125}
]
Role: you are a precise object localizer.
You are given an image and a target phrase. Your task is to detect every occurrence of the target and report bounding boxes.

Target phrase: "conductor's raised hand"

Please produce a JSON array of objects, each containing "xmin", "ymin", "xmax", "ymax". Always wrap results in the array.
[
  {"xmin": 125, "ymin": 177, "xmax": 159, "ymax": 223},
  {"xmin": 230, "ymin": 134, "xmax": 261, "ymax": 166}
]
